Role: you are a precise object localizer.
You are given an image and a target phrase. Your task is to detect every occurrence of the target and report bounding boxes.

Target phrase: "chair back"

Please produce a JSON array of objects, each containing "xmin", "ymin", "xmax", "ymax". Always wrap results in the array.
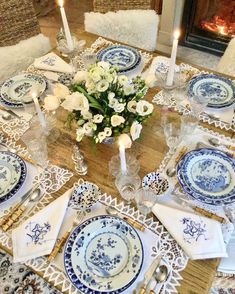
[
  {"xmin": 93, "ymin": 0, "xmax": 152, "ymax": 13},
  {"xmin": 0, "ymin": 0, "xmax": 40, "ymax": 47}
]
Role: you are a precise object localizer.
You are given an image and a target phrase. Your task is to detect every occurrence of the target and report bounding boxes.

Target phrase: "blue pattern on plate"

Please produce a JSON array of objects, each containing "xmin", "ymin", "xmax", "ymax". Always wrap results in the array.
[
  {"xmin": 97, "ymin": 45, "xmax": 141, "ymax": 73},
  {"xmin": 177, "ymin": 148, "xmax": 235, "ymax": 205},
  {"xmin": 0, "ymin": 151, "xmax": 27, "ymax": 204},
  {"xmin": 64, "ymin": 215, "xmax": 143, "ymax": 293},
  {"xmin": 187, "ymin": 74, "xmax": 235, "ymax": 109},
  {"xmin": 0, "ymin": 74, "xmax": 47, "ymax": 108}
]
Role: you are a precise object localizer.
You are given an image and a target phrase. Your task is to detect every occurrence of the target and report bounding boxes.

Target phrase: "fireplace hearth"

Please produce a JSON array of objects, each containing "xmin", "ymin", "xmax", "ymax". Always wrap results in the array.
[{"xmin": 180, "ymin": 0, "xmax": 235, "ymax": 56}]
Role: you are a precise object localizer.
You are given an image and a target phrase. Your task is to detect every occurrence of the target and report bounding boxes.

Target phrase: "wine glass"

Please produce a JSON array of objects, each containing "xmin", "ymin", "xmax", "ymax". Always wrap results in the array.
[
  {"xmin": 163, "ymin": 122, "xmax": 182, "ymax": 151},
  {"xmin": 115, "ymin": 173, "xmax": 141, "ymax": 203}
]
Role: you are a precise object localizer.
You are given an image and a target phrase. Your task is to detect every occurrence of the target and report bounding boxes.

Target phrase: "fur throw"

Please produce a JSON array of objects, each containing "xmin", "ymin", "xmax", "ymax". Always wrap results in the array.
[
  {"xmin": 85, "ymin": 10, "xmax": 159, "ymax": 51},
  {"xmin": 217, "ymin": 38, "xmax": 235, "ymax": 77},
  {"xmin": 0, "ymin": 34, "xmax": 51, "ymax": 82}
]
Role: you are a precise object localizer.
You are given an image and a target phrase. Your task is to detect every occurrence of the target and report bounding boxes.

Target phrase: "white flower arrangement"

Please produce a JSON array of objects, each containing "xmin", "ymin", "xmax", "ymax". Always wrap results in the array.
[{"xmin": 45, "ymin": 62, "xmax": 153, "ymax": 143}]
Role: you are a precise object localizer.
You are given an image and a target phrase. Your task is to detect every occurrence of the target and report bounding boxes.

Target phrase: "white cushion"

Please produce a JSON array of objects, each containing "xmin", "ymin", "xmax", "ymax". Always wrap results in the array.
[
  {"xmin": 85, "ymin": 10, "xmax": 159, "ymax": 51},
  {"xmin": 0, "ymin": 34, "xmax": 51, "ymax": 82},
  {"xmin": 217, "ymin": 38, "xmax": 235, "ymax": 77}
]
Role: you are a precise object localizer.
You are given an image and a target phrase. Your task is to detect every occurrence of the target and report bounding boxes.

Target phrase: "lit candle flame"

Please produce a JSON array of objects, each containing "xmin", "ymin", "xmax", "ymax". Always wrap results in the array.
[
  {"xmin": 174, "ymin": 30, "xmax": 180, "ymax": 40},
  {"xmin": 58, "ymin": 0, "xmax": 64, "ymax": 8},
  {"xmin": 218, "ymin": 26, "xmax": 226, "ymax": 35}
]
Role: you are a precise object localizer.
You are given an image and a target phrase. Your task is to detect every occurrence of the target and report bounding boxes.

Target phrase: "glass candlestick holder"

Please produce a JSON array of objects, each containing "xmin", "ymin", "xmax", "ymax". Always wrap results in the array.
[
  {"xmin": 115, "ymin": 173, "xmax": 141, "ymax": 204},
  {"xmin": 72, "ymin": 145, "xmax": 88, "ymax": 175},
  {"xmin": 109, "ymin": 151, "xmax": 140, "ymax": 178}
]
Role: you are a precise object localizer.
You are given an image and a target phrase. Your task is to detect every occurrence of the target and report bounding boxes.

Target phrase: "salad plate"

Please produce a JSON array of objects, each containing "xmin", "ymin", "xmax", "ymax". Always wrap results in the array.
[
  {"xmin": 0, "ymin": 151, "xmax": 27, "ymax": 204},
  {"xmin": 64, "ymin": 215, "xmax": 143, "ymax": 293},
  {"xmin": 97, "ymin": 45, "xmax": 141, "ymax": 73},
  {"xmin": 187, "ymin": 73, "xmax": 235, "ymax": 109},
  {"xmin": 177, "ymin": 148, "xmax": 235, "ymax": 205},
  {"xmin": 0, "ymin": 73, "xmax": 47, "ymax": 108}
]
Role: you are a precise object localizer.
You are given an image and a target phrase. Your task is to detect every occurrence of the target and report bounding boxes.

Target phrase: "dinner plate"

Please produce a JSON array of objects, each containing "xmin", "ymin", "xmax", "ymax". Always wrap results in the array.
[
  {"xmin": 0, "ymin": 151, "xmax": 27, "ymax": 204},
  {"xmin": 64, "ymin": 215, "xmax": 143, "ymax": 293},
  {"xmin": 177, "ymin": 148, "xmax": 235, "ymax": 205},
  {"xmin": 187, "ymin": 73, "xmax": 235, "ymax": 109},
  {"xmin": 97, "ymin": 45, "xmax": 141, "ymax": 73},
  {"xmin": 0, "ymin": 73, "xmax": 47, "ymax": 108}
]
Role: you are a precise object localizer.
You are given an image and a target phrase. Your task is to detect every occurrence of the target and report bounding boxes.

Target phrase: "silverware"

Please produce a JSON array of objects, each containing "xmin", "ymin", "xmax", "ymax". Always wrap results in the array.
[
  {"xmin": 2, "ymin": 187, "xmax": 41, "ymax": 231},
  {"xmin": 0, "ymin": 107, "xmax": 21, "ymax": 119},
  {"xmin": 149, "ymin": 265, "xmax": 169, "ymax": 294},
  {"xmin": 138, "ymin": 255, "xmax": 162, "ymax": 294},
  {"xmin": 47, "ymin": 212, "xmax": 84, "ymax": 262},
  {"xmin": 166, "ymin": 146, "xmax": 189, "ymax": 177},
  {"xmin": 202, "ymin": 112, "xmax": 220, "ymax": 121},
  {"xmin": 105, "ymin": 206, "xmax": 145, "ymax": 232}
]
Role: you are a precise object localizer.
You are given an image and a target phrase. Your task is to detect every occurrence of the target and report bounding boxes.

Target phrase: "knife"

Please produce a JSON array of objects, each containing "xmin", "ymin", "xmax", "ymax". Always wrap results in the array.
[{"xmin": 138, "ymin": 254, "xmax": 162, "ymax": 294}]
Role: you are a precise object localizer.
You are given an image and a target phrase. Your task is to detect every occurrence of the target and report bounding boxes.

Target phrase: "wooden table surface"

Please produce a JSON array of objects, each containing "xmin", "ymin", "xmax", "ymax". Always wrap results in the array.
[{"xmin": 1, "ymin": 31, "xmax": 234, "ymax": 294}]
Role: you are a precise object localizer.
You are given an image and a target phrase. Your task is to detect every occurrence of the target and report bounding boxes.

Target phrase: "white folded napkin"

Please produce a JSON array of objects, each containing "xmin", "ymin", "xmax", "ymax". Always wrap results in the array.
[
  {"xmin": 34, "ymin": 52, "xmax": 73, "ymax": 73},
  {"xmin": 148, "ymin": 56, "xmax": 180, "ymax": 75},
  {"xmin": 218, "ymin": 229, "xmax": 235, "ymax": 273},
  {"xmin": 12, "ymin": 188, "xmax": 72, "ymax": 263},
  {"xmin": 205, "ymin": 106, "xmax": 234, "ymax": 125},
  {"xmin": 152, "ymin": 203, "xmax": 227, "ymax": 260}
]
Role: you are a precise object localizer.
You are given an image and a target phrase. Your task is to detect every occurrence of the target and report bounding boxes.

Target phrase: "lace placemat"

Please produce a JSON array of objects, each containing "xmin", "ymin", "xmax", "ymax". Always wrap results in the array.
[{"xmin": 151, "ymin": 60, "xmax": 235, "ymax": 132}]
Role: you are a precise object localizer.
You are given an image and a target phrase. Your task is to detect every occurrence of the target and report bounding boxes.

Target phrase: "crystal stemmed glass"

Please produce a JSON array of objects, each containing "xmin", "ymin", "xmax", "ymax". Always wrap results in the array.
[
  {"xmin": 163, "ymin": 122, "xmax": 182, "ymax": 151},
  {"xmin": 188, "ymin": 94, "xmax": 211, "ymax": 119},
  {"xmin": 134, "ymin": 188, "xmax": 157, "ymax": 216}
]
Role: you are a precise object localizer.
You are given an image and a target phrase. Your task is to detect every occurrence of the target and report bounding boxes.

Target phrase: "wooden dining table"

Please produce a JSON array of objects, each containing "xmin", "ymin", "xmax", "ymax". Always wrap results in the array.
[{"xmin": 0, "ymin": 31, "xmax": 234, "ymax": 294}]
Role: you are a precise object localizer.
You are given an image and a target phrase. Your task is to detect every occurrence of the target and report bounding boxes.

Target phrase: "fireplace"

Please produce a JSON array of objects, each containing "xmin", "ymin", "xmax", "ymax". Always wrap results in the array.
[{"xmin": 180, "ymin": 0, "xmax": 235, "ymax": 56}]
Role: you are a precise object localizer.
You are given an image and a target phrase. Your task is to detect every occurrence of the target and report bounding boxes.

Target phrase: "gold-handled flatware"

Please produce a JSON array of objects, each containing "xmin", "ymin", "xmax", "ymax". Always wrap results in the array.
[
  {"xmin": 166, "ymin": 146, "xmax": 189, "ymax": 177},
  {"xmin": 192, "ymin": 206, "xmax": 226, "ymax": 224},
  {"xmin": 138, "ymin": 255, "xmax": 162, "ymax": 294},
  {"xmin": 149, "ymin": 265, "xmax": 169, "ymax": 294},
  {"xmin": 47, "ymin": 213, "xmax": 84, "ymax": 262},
  {"xmin": 142, "ymin": 57, "xmax": 153, "ymax": 73},
  {"xmin": 105, "ymin": 206, "xmax": 145, "ymax": 232},
  {"xmin": 2, "ymin": 187, "xmax": 41, "ymax": 231}
]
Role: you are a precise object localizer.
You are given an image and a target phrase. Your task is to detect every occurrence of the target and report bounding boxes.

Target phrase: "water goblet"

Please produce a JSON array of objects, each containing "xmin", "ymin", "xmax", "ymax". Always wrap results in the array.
[
  {"xmin": 81, "ymin": 50, "xmax": 97, "ymax": 69},
  {"xmin": 163, "ymin": 122, "xmax": 182, "ymax": 151},
  {"xmin": 134, "ymin": 188, "xmax": 156, "ymax": 216},
  {"xmin": 115, "ymin": 173, "xmax": 141, "ymax": 203}
]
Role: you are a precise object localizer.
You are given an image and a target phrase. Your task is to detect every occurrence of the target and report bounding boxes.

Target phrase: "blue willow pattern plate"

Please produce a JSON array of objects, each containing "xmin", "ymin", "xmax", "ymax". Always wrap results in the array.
[
  {"xmin": 0, "ymin": 73, "xmax": 47, "ymax": 108},
  {"xmin": 187, "ymin": 74, "xmax": 235, "ymax": 109},
  {"xmin": 64, "ymin": 215, "xmax": 143, "ymax": 293},
  {"xmin": 97, "ymin": 45, "xmax": 141, "ymax": 73},
  {"xmin": 177, "ymin": 148, "xmax": 235, "ymax": 205},
  {"xmin": 0, "ymin": 151, "xmax": 27, "ymax": 204}
]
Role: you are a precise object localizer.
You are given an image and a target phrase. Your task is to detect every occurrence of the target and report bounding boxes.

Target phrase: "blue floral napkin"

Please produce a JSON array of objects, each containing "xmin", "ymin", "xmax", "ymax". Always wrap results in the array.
[
  {"xmin": 12, "ymin": 188, "xmax": 72, "ymax": 263},
  {"xmin": 152, "ymin": 203, "xmax": 227, "ymax": 260}
]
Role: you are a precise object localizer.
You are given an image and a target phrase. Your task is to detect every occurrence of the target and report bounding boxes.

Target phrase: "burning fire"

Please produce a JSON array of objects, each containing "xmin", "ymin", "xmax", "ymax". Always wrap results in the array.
[{"xmin": 201, "ymin": 15, "xmax": 235, "ymax": 37}]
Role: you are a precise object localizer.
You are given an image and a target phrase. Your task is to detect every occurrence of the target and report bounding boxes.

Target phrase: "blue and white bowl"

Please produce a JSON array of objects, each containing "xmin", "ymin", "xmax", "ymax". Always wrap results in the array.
[{"xmin": 142, "ymin": 171, "xmax": 171, "ymax": 196}]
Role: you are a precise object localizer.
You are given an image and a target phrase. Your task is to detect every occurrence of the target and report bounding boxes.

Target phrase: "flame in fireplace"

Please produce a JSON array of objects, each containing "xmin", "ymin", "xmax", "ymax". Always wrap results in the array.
[{"xmin": 201, "ymin": 15, "xmax": 235, "ymax": 37}]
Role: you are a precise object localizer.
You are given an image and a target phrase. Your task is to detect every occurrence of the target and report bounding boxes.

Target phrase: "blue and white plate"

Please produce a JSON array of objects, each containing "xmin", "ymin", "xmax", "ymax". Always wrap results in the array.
[
  {"xmin": 177, "ymin": 148, "xmax": 235, "ymax": 205},
  {"xmin": 97, "ymin": 45, "xmax": 141, "ymax": 73},
  {"xmin": 187, "ymin": 74, "xmax": 235, "ymax": 109},
  {"xmin": 64, "ymin": 215, "xmax": 143, "ymax": 293},
  {"xmin": 0, "ymin": 73, "xmax": 47, "ymax": 108},
  {"xmin": 0, "ymin": 151, "xmax": 27, "ymax": 204}
]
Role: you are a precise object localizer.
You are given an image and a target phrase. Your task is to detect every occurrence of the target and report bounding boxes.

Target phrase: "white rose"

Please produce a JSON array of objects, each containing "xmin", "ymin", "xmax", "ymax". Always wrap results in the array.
[
  {"xmin": 118, "ymin": 75, "xmax": 128, "ymax": 85},
  {"xmin": 104, "ymin": 127, "xmax": 112, "ymax": 137},
  {"xmin": 61, "ymin": 92, "xmax": 89, "ymax": 112},
  {"xmin": 53, "ymin": 83, "xmax": 70, "ymax": 99},
  {"xmin": 111, "ymin": 115, "xmax": 125, "ymax": 127},
  {"xmin": 123, "ymin": 84, "xmax": 135, "ymax": 95},
  {"xmin": 97, "ymin": 131, "xmax": 106, "ymax": 143},
  {"xmin": 136, "ymin": 100, "xmax": 154, "ymax": 116},
  {"xmin": 93, "ymin": 114, "xmax": 104, "ymax": 123},
  {"xmin": 81, "ymin": 110, "xmax": 92, "ymax": 120},
  {"xmin": 73, "ymin": 71, "xmax": 88, "ymax": 84},
  {"xmin": 130, "ymin": 121, "xmax": 142, "ymax": 141},
  {"xmin": 127, "ymin": 100, "xmax": 137, "ymax": 113},
  {"xmin": 97, "ymin": 61, "xmax": 110, "ymax": 70},
  {"xmin": 44, "ymin": 95, "xmax": 60, "ymax": 111},
  {"xmin": 83, "ymin": 121, "xmax": 97, "ymax": 136},
  {"xmin": 108, "ymin": 98, "xmax": 118, "ymax": 108},
  {"xmin": 114, "ymin": 102, "xmax": 125, "ymax": 113},
  {"xmin": 118, "ymin": 134, "xmax": 132, "ymax": 148},
  {"xmin": 76, "ymin": 128, "xmax": 84, "ymax": 142},
  {"xmin": 108, "ymin": 92, "xmax": 115, "ymax": 101},
  {"xmin": 145, "ymin": 74, "xmax": 157, "ymax": 88},
  {"xmin": 96, "ymin": 80, "xmax": 109, "ymax": 92},
  {"xmin": 104, "ymin": 73, "xmax": 113, "ymax": 83},
  {"xmin": 85, "ymin": 80, "xmax": 96, "ymax": 94}
]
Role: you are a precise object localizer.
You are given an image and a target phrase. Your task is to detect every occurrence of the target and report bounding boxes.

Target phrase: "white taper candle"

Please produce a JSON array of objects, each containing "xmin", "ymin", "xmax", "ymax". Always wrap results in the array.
[
  {"xmin": 58, "ymin": 0, "xmax": 73, "ymax": 51},
  {"xmin": 166, "ymin": 30, "xmax": 180, "ymax": 87}
]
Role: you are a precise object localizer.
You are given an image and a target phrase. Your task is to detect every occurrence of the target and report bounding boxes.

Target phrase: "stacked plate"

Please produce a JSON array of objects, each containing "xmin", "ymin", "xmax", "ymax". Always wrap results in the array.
[
  {"xmin": 0, "ymin": 73, "xmax": 47, "ymax": 108},
  {"xmin": 97, "ymin": 45, "xmax": 141, "ymax": 74},
  {"xmin": 187, "ymin": 73, "xmax": 235, "ymax": 109},
  {"xmin": 177, "ymin": 148, "xmax": 235, "ymax": 206},
  {"xmin": 64, "ymin": 215, "xmax": 143, "ymax": 293},
  {"xmin": 0, "ymin": 151, "xmax": 27, "ymax": 204}
]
